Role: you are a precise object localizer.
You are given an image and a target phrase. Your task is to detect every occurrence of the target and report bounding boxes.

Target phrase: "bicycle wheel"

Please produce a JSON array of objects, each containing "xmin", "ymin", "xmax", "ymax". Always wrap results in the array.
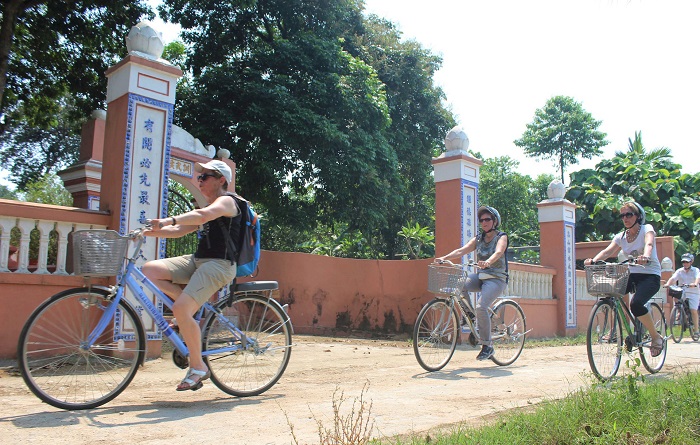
[
  {"xmin": 412, "ymin": 298, "xmax": 459, "ymax": 372},
  {"xmin": 640, "ymin": 302, "xmax": 667, "ymax": 374},
  {"xmin": 489, "ymin": 299, "xmax": 526, "ymax": 366},
  {"xmin": 669, "ymin": 305, "xmax": 685, "ymax": 343},
  {"xmin": 17, "ymin": 288, "xmax": 145, "ymax": 410},
  {"xmin": 204, "ymin": 294, "xmax": 292, "ymax": 396},
  {"xmin": 586, "ymin": 299, "xmax": 623, "ymax": 381}
]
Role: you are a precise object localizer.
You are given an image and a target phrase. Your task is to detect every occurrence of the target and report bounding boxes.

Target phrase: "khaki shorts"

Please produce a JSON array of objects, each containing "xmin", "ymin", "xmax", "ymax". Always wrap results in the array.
[{"xmin": 158, "ymin": 254, "xmax": 237, "ymax": 305}]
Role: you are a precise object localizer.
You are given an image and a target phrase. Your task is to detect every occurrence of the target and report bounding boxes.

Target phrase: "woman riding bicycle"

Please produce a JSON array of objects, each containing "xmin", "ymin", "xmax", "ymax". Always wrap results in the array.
[
  {"xmin": 584, "ymin": 201, "xmax": 664, "ymax": 357},
  {"xmin": 435, "ymin": 206, "xmax": 508, "ymax": 361},
  {"xmin": 663, "ymin": 253, "xmax": 700, "ymax": 338}
]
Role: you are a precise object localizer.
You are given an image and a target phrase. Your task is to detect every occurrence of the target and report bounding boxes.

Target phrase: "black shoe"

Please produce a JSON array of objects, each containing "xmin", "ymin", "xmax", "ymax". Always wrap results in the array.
[{"xmin": 476, "ymin": 345, "xmax": 494, "ymax": 361}]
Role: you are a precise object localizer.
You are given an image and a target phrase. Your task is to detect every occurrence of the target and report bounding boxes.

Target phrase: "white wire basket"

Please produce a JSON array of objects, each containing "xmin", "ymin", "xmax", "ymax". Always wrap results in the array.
[
  {"xmin": 585, "ymin": 263, "xmax": 630, "ymax": 297},
  {"xmin": 428, "ymin": 264, "xmax": 467, "ymax": 296},
  {"xmin": 72, "ymin": 230, "xmax": 129, "ymax": 277}
]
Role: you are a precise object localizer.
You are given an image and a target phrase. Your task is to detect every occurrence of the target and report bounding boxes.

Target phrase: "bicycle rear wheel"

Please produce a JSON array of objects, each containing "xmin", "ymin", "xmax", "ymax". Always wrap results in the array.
[
  {"xmin": 489, "ymin": 299, "xmax": 526, "ymax": 366},
  {"xmin": 412, "ymin": 298, "xmax": 459, "ymax": 372},
  {"xmin": 204, "ymin": 294, "xmax": 292, "ymax": 397},
  {"xmin": 669, "ymin": 305, "xmax": 685, "ymax": 343},
  {"xmin": 17, "ymin": 288, "xmax": 145, "ymax": 410},
  {"xmin": 640, "ymin": 302, "xmax": 667, "ymax": 374},
  {"xmin": 586, "ymin": 299, "xmax": 622, "ymax": 381}
]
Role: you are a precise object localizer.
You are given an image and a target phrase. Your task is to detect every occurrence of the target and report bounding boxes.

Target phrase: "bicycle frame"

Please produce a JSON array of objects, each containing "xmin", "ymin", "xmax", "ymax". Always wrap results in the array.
[
  {"xmin": 606, "ymin": 295, "xmax": 644, "ymax": 346},
  {"xmin": 85, "ymin": 234, "xmax": 247, "ymax": 359}
]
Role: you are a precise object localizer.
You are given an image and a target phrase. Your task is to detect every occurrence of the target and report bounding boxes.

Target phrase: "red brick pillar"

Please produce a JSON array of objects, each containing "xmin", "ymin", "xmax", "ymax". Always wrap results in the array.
[
  {"xmin": 432, "ymin": 127, "xmax": 483, "ymax": 260},
  {"xmin": 57, "ymin": 111, "xmax": 105, "ymax": 209},
  {"xmin": 537, "ymin": 181, "xmax": 577, "ymax": 336}
]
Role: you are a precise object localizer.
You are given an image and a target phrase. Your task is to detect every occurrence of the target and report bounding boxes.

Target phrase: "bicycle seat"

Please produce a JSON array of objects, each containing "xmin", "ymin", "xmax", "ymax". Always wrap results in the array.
[{"xmin": 234, "ymin": 281, "xmax": 279, "ymax": 292}]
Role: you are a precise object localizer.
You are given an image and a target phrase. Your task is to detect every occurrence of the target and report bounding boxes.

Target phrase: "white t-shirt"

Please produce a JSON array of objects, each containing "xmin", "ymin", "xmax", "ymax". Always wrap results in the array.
[
  {"xmin": 669, "ymin": 266, "xmax": 700, "ymax": 297},
  {"xmin": 612, "ymin": 224, "xmax": 661, "ymax": 275}
]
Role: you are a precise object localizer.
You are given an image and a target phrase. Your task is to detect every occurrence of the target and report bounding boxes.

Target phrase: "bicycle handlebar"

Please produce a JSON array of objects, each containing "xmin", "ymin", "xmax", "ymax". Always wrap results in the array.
[{"xmin": 434, "ymin": 259, "xmax": 481, "ymax": 269}]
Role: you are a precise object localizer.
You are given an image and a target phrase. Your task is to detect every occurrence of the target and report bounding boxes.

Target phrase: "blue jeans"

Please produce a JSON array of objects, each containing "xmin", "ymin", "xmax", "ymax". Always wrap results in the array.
[{"xmin": 463, "ymin": 273, "xmax": 507, "ymax": 346}]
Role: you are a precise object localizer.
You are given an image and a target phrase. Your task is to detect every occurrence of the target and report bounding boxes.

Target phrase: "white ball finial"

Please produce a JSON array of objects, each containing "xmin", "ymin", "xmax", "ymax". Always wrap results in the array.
[
  {"xmin": 125, "ymin": 22, "xmax": 165, "ymax": 59},
  {"xmin": 217, "ymin": 148, "xmax": 231, "ymax": 160},
  {"xmin": 443, "ymin": 126, "xmax": 469, "ymax": 154},
  {"xmin": 546, "ymin": 180, "xmax": 566, "ymax": 200}
]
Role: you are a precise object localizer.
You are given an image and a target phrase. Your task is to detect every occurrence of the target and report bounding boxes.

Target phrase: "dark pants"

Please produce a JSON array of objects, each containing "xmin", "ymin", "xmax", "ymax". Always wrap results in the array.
[{"xmin": 626, "ymin": 273, "xmax": 661, "ymax": 317}]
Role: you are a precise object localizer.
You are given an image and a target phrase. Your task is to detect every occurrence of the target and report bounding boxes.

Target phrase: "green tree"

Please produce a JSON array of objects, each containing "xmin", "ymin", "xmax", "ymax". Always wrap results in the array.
[
  {"xmin": 20, "ymin": 172, "xmax": 73, "ymax": 206},
  {"xmin": 514, "ymin": 95, "xmax": 608, "ymax": 183},
  {"xmin": 476, "ymin": 155, "xmax": 554, "ymax": 247},
  {"xmin": 0, "ymin": 94, "xmax": 81, "ymax": 189},
  {"xmin": 0, "ymin": 0, "xmax": 152, "ymax": 131},
  {"xmin": 566, "ymin": 132, "xmax": 700, "ymax": 259},
  {"xmin": 159, "ymin": 0, "xmax": 454, "ymax": 258},
  {"xmin": 0, "ymin": 183, "xmax": 15, "ymax": 199}
]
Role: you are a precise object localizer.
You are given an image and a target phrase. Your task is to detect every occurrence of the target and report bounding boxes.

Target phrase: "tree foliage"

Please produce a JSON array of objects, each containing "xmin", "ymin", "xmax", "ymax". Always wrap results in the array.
[
  {"xmin": 159, "ymin": 0, "xmax": 454, "ymax": 258},
  {"xmin": 0, "ymin": 94, "xmax": 81, "ymax": 189},
  {"xmin": 476, "ymin": 154, "xmax": 554, "ymax": 247},
  {"xmin": 514, "ymin": 95, "xmax": 608, "ymax": 183},
  {"xmin": 0, "ymin": 1, "xmax": 152, "ymax": 130},
  {"xmin": 566, "ymin": 132, "xmax": 700, "ymax": 260}
]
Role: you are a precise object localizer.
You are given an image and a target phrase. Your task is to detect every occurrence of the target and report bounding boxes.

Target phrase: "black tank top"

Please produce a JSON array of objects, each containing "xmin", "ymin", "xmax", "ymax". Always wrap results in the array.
[{"xmin": 194, "ymin": 195, "xmax": 242, "ymax": 262}]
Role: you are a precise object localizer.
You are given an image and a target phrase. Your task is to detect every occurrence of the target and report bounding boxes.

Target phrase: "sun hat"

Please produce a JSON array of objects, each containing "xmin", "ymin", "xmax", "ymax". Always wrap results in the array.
[{"xmin": 195, "ymin": 160, "xmax": 232, "ymax": 184}]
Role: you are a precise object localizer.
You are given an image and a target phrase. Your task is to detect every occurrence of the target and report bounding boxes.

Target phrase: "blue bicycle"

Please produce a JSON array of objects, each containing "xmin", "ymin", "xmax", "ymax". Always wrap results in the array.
[{"xmin": 17, "ymin": 228, "xmax": 293, "ymax": 410}]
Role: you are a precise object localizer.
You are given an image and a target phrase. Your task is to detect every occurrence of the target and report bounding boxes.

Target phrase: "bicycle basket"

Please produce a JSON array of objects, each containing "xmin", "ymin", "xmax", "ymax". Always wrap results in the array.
[
  {"xmin": 585, "ymin": 264, "xmax": 630, "ymax": 297},
  {"xmin": 668, "ymin": 285, "xmax": 684, "ymax": 299},
  {"xmin": 428, "ymin": 264, "xmax": 467, "ymax": 296},
  {"xmin": 72, "ymin": 230, "xmax": 129, "ymax": 277}
]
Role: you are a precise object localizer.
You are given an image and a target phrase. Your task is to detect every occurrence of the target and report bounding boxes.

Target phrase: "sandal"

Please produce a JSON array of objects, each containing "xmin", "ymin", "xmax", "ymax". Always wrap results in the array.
[
  {"xmin": 176, "ymin": 367, "xmax": 210, "ymax": 391},
  {"xmin": 650, "ymin": 337, "xmax": 664, "ymax": 358}
]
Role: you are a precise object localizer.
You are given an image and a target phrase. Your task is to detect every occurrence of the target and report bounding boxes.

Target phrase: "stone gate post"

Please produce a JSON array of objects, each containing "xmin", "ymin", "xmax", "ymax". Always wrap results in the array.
[
  {"xmin": 432, "ymin": 127, "xmax": 483, "ymax": 260},
  {"xmin": 537, "ymin": 180, "xmax": 577, "ymax": 335},
  {"xmin": 99, "ymin": 22, "xmax": 182, "ymax": 352}
]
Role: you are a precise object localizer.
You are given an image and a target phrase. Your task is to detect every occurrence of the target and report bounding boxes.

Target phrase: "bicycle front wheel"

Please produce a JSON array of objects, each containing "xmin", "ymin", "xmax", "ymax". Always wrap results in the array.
[
  {"xmin": 640, "ymin": 302, "xmax": 667, "ymax": 374},
  {"xmin": 489, "ymin": 299, "xmax": 526, "ymax": 366},
  {"xmin": 412, "ymin": 298, "xmax": 459, "ymax": 372},
  {"xmin": 17, "ymin": 288, "xmax": 146, "ymax": 410},
  {"xmin": 586, "ymin": 299, "xmax": 622, "ymax": 381},
  {"xmin": 204, "ymin": 294, "xmax": 292, "ymax": 397},
  {"xmin": 669, "ymin": 305, "xmax": 685, "ymax": 343}
]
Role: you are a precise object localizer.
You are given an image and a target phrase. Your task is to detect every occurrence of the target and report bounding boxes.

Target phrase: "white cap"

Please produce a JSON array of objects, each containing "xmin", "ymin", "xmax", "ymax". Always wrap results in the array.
[{"xmin": 195, "ymin": 160, "xmax": 232, "ymax": 184}]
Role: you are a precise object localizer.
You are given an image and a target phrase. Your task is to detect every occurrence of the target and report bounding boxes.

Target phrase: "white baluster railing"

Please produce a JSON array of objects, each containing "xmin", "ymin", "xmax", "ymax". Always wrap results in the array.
[
  {"xmin": 0, "ymin": 215, "xmax": 107, "ymax": 275},
  {"xmin": 505, "ymin": 268, "xmax": 553, "ymax": 299}
]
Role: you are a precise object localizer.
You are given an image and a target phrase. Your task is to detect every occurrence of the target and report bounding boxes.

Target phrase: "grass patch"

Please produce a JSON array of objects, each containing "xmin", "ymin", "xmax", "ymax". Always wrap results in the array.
[
  {"xmin": 386, "ymin": 371, "xmax": 700, "ymax": 444},
  {"xmin": 524, "ymin": 333, "xmax": 587, "ymax": 348}
]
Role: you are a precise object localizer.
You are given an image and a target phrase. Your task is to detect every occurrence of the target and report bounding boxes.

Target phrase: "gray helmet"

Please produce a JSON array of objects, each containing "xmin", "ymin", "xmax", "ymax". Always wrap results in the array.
[
  {"xmin": 477, "ymin": 206, "xmax": 501, "ymax": 228},
  {"xmin": 681, "ymin": 253, "xmax": 695, "ymax": 263}
]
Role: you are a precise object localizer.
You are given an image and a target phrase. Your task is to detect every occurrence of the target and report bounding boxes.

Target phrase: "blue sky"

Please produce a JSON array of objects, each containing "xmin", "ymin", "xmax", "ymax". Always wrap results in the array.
[{"xmin": 3, "ymin": 0, "xmax": 696, "ymax": 189}]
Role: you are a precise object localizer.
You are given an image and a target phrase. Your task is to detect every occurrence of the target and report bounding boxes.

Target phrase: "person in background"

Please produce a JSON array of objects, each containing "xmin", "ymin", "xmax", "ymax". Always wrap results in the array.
[
  {"xmin": 142, "ymin": 160, "xmax": 240, "ymax": 391},
  {"xmin": 435, "ymin": 206, "xmax": 508, "ymax": 361},
  {"xmin": 663, "ymin": 253, "xmax": 700, "ymax": 339},
  {"xmin": 584, "ymin": 201, "xmax": 664, "ymax": 356}
]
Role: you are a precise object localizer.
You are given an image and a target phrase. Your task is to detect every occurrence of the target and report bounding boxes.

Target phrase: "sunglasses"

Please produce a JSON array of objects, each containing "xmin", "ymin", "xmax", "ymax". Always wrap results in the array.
[
  {"xmin": 619, "ymin": 212, "xmax": 636, "ymax": 219},
  {"xmin": 682, "ymin": 260, "xmax": 691, "ymax": 264},
  {"xmin": 197, "ymin": 173, "xmax": 220, "ymax": 182},
  {"xmin": 479, "ymin": 218, "xmax": 493, "ymax": 223}
]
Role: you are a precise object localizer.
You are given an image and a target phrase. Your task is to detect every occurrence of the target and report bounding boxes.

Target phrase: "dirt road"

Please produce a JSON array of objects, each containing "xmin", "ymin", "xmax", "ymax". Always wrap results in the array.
[{"xmin": 1, "ymin": 336, "xmax": 699, "ymax": 445}]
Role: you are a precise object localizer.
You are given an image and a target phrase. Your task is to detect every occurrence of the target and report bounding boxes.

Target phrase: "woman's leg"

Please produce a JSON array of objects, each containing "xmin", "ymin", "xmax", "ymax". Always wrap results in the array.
[
  {"xmin": 475, "ymin": 279, "xmax": 507, "ymax": 346},
  {"xmin": 629, "ymin": 274, "xmax": 663, "ymax": 349}
]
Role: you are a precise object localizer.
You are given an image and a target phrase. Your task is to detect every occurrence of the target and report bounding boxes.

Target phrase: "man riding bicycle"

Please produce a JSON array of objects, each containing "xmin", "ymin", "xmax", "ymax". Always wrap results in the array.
[{"xmin": 663, "ymin": 253, "xmax": 700, "ymax": 339}]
